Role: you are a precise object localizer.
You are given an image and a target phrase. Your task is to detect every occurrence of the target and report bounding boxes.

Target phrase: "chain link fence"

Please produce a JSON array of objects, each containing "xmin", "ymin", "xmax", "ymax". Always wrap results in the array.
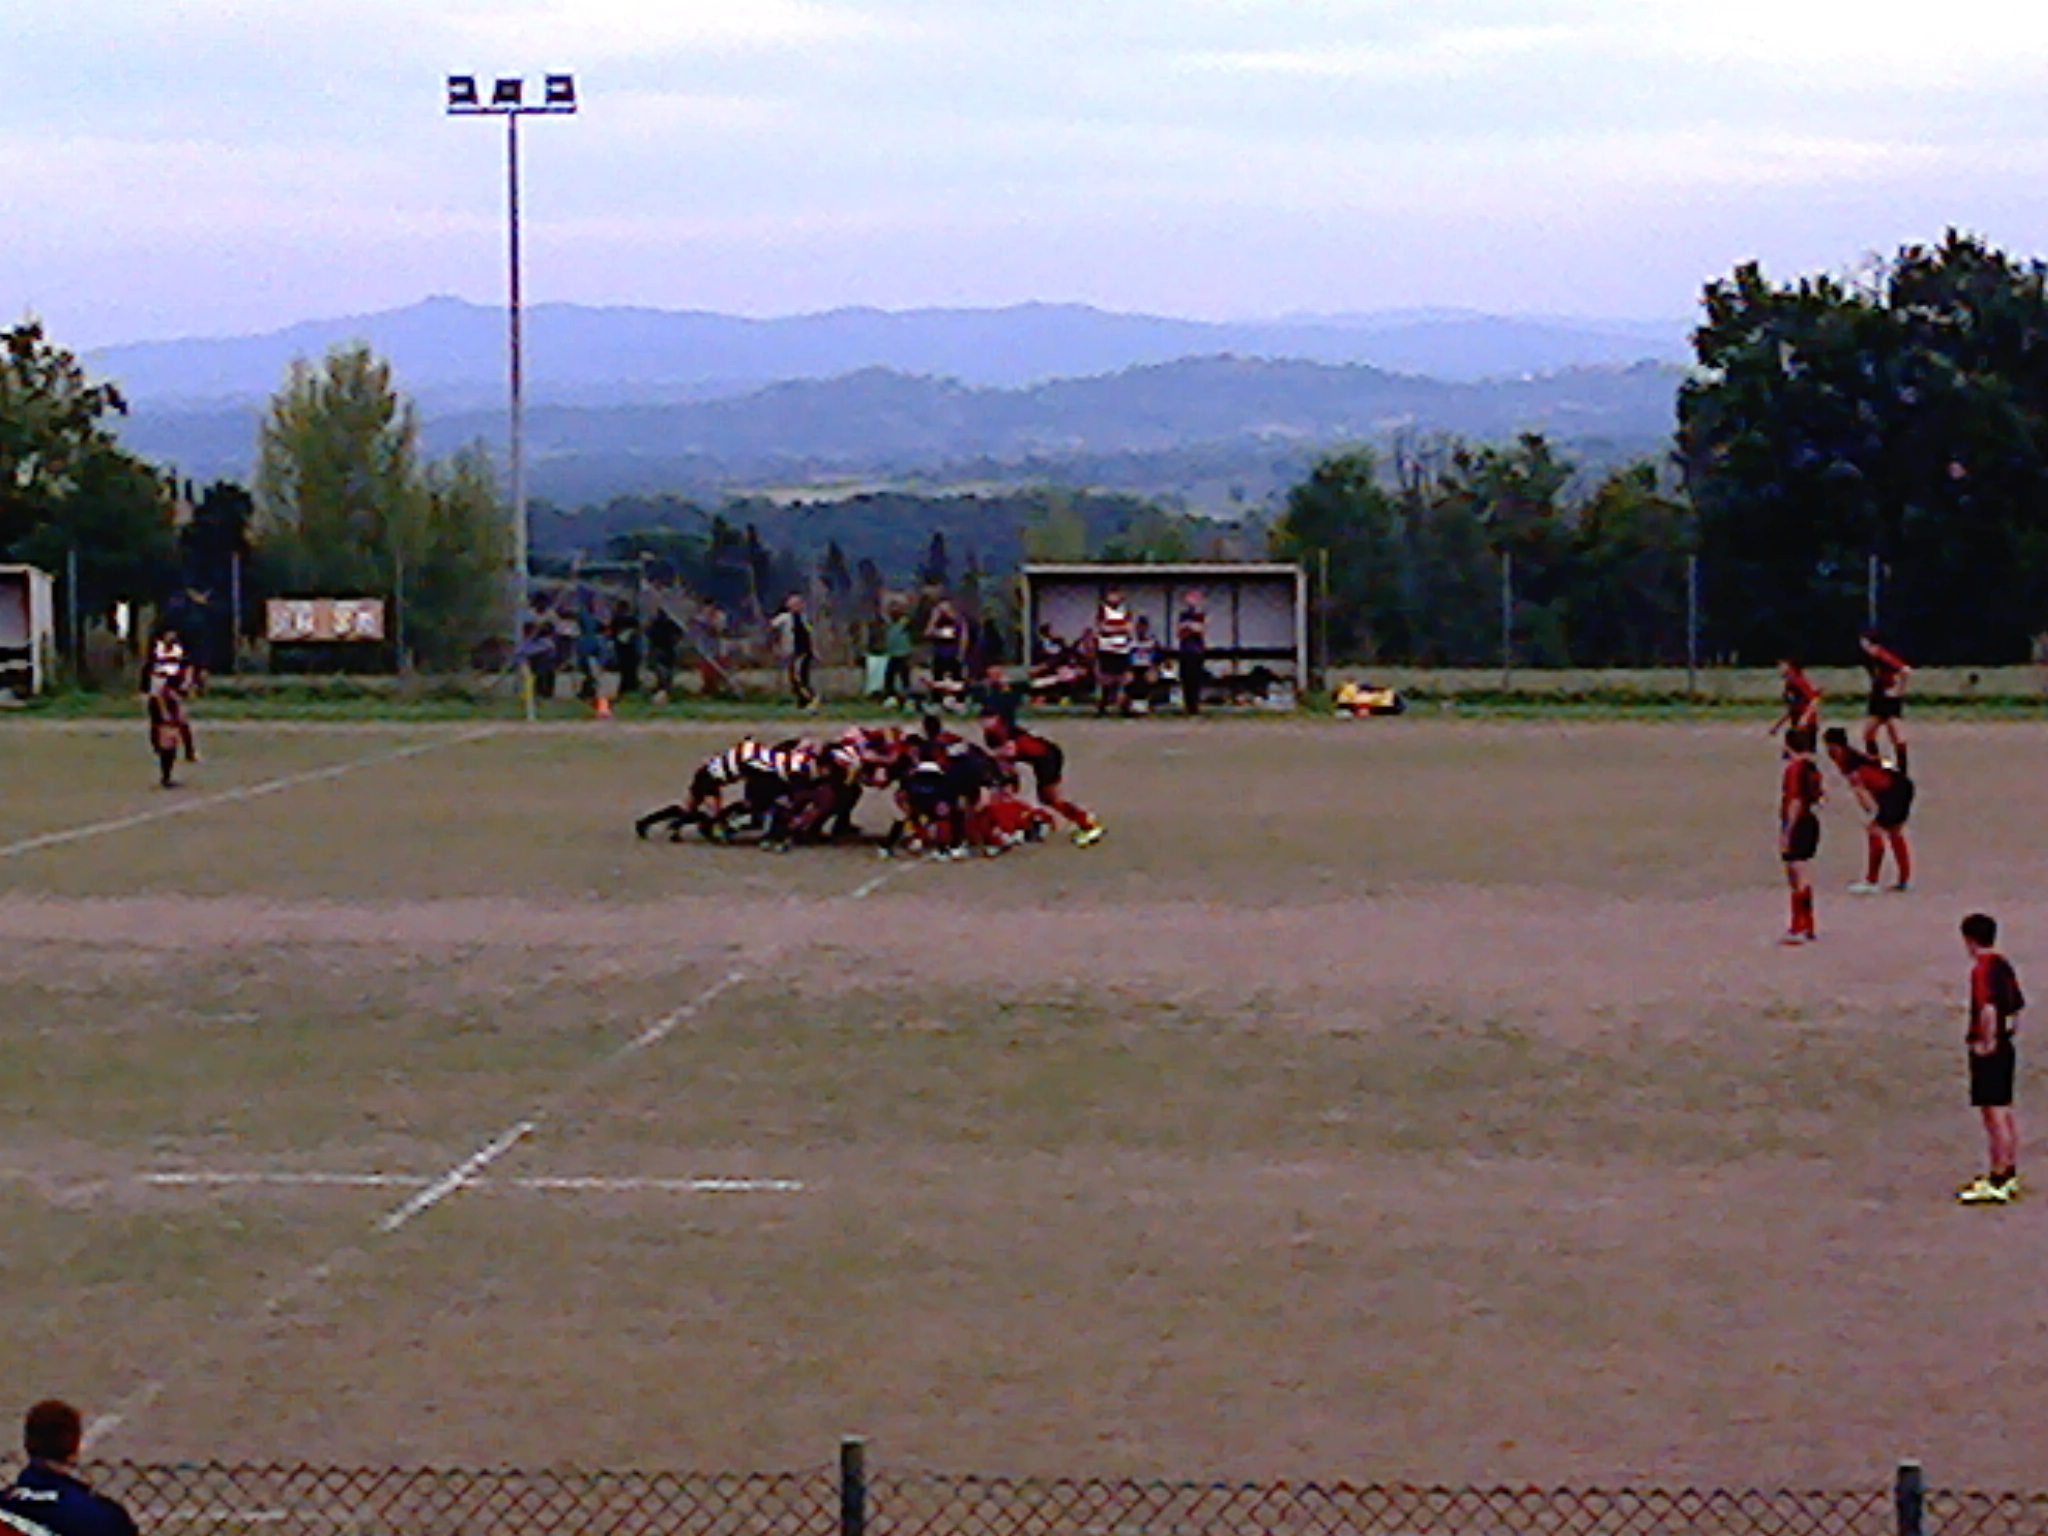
[{"xmin": 75, "ymin": 1453, "xmax": 2047, "ymax": 1536}]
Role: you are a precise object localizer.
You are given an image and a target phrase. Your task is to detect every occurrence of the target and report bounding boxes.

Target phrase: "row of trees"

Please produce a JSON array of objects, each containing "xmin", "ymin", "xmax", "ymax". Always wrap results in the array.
[
  {"xmin": 1, "ymin": 325, "xmax": 511, "ymax": 677},
  {"xmin": 1276, "ymin": 231, "xmax": 2048, "ymax": 667},
  {"xmin": 10, "ymin": 229, "xmax": 2048, "ymax": 679}
]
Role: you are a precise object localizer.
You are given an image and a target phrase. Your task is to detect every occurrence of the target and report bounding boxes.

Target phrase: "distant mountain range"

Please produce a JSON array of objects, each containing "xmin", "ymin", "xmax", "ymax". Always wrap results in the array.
[
  {"xmin": 97, "ymin": 299, "xmax": 1693, "ymax": 511},
  {"xmin": 90, "ymin": 297, "xmax": 1691, "ymax": 405}
]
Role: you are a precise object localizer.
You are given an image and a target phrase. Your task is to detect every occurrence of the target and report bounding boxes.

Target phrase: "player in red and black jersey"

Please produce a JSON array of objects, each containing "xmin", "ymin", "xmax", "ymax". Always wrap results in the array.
[
  {"xmin": 1958, "ymin": 913, "xmax": 2025, "ymax": 1204},
  {"xmin": 1858, "ymin": 629, "xmax": 1911, "ymax": 773},
  {"xmin": 1777, "ymin": 726, "xmax": 1824, "ymax": 945},
  {"xmin": 1768, "ymin": 657, "xmax": 1821, "ymax": 738},
  {"xmin": 981, "ymin": 701, "xmax": 1103, "ymax": 847},
  {"xmin": 1821, "ymin": 727, "xmax": 1914, "ymax": 894}
]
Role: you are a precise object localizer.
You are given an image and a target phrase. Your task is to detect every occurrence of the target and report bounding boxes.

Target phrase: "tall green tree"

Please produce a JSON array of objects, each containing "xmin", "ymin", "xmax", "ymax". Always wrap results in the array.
[
  {"xmin": 255, "ymin": 343, "xmax": 509, "ymax": 666},
  {"xmin": 1269, "ymin": 449, "xmax": 1407, "ymax": 661},
  {"xmin": 1, "ymin": 321, "xmax": 176, "ymax": 629},
  {"xmin": 1681, "ymin": 231, "xmax": 2048, "ymax": 661}
]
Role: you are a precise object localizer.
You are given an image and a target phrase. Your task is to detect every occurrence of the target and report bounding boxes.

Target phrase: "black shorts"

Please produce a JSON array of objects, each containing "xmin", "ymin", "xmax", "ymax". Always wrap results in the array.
[
  {"xmin": 1867, "ymin": 692, "xmax": 1904, "ymax": 722},
  {"xmin": 1873, "ymin": 779, "xmax": 1915, "ymax": 831},
  {"xmin": 1096, "ymin": 654, "xmax": 1130, "ymax": 678},
  {"xmin": 1782, "ymin": 814, "xmax": 1819, "ymax": 864},
  {"xmin": 1027, "ymin": 745, "xmax": 1066, "ymax": 794},
  {"xmin": 1970, "ymin": 1042, "xmax": 2017, "ymax": 1108}
]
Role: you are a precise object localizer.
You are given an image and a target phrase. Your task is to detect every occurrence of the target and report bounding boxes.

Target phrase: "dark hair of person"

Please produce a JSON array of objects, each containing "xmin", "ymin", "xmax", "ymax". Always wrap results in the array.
[
  {"xmin": 1785, "ymin": 726, "xmax": 1816, "ymax": 754},
  {"xmin": 24, "ymin": 1400, "xmax": 82, "ymax": 1463},
  {"xmin": 1962, "ymin": 913, "xmax": 1999, "ymax": 948}
]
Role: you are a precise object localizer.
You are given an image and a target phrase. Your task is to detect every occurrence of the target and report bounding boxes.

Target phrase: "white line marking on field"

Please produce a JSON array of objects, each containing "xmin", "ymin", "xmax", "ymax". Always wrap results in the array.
[
  {"xmin": 141, "ymin": 1171, "xmax": 805, "ymax": 1194},
  {"xmin": 0, "ymin": 728, "xmax": 498, "ymax": 861},
  {"xmin": 86, "ymin": 854, "xmax": 899, "ymax": 1453},
  {"xmin": 377, "ymin": 1119, "xmax": 536, "ymax": 1232}
]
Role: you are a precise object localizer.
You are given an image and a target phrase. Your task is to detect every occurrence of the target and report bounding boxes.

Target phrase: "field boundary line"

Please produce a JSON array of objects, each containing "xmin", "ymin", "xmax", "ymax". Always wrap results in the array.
[
  {"xmin": 85, "ymin": 856, "xmax": 905, "ymax": 1454},
  {"xmin": 0, "ymin": 728, "xmax": 500, "ymax": 861},
  {"xmin": 141, "ymin": 1171, "xmax": 805, "ymax": 1194}
]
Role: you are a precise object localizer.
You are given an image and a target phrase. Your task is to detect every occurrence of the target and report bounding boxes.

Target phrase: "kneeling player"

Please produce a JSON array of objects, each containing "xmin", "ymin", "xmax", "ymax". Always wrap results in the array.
[{"xmin": 1822, "ymin": 727, "xmax": 1914, "ymax": 894}]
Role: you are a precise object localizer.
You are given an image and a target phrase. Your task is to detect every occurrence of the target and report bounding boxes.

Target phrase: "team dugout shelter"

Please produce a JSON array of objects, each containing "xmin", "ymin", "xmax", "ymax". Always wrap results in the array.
[{"xmin": 1020, "ymin": 563, "xmax": 1309, "ymax": 705}]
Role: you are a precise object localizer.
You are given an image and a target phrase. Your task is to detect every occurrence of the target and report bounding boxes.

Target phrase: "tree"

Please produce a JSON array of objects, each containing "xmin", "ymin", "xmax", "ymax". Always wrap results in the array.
[
  {"xmin": 1681, "ymin": 231, "xmax": 2048, "ymax": 661},
  {"xmin": 412, "ymin": 445, "xmax": 513, "ymax": 667},
  {"xmin": 255, "ymin": 343, "xmax": 510, "ymax": 667},
  {"xmin": 1565, "ymin": 463, "xmax": 1695, "ymax": 666},
  {"xmin": 256, "ymin": 344, "xmax": 427, "ymax": 596},
  {"xmin": 1, "ymin": 321, "xmax": 176, "ymax": 641},
  {"xmin": 1021, "ymin": 494, "xmax": 1089, "ymax": 562},
  {"xmin": 0, "ymin": 321, "xmax": 130, "ymax": 558},
  {"xmin": 1269, "ymin": 450, "xmax": 1406, "ymax": 661}
]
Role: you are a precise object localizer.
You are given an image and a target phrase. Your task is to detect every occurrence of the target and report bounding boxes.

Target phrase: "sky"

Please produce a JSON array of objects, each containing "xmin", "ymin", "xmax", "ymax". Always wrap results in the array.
[{"xmin": 8, "ymin": 0, "xmax": 2048, "ymax": 348}]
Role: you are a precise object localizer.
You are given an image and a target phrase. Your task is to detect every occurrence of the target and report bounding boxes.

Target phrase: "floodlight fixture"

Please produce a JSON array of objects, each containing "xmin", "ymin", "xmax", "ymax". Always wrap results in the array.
[
  {"xmin": 491, "ymin": 76, "xmax": 524, "ymax": 108},
  {"xmin": 446, "ymin": 74, "xmax": 479, "ymax": 110},
  {"xmin": 544, "ymin": 74, "xmax": 576, "ymax": 109}
]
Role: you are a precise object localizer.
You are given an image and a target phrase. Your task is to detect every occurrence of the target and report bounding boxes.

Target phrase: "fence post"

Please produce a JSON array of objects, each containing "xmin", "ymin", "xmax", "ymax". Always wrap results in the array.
[
  {"xmin": 1499, "ymin": 549, "xmax": 1513, "ymax": 690},
  {"xmin": 1895, "ymin": 1459, "xmax": 1924, "ymax": 1536},
  {"xmin": 840, "ymin": 1436, "xmax": 868, "ymax": 1536}
]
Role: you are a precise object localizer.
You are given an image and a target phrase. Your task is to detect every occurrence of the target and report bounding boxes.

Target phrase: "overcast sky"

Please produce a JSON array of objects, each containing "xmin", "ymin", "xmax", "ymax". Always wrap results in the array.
[{"xmin": 8, "ymin": 0, "xmax": 2048, "ymax": 348}]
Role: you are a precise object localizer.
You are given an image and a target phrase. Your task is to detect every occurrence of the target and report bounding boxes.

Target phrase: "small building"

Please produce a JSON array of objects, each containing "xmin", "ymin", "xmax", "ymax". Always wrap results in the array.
[
  {"xmin": 1020, "ymin": 562, "xmax": 1309, "ymax": 704},
  {"xmin": 0, "ymin": 565, "xmax": 56, "ymax": 697}
]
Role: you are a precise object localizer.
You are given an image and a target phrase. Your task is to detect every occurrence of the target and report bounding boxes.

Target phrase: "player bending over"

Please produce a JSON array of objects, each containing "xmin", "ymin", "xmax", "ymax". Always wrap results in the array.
[
  {"xmin": 981, "ymin": 711, "xmax": 1103, "ymax": 847},
  {"xmin": 635, "ymin": 736, "xmax": 773, "ymax": 841},
  {"xmin": 1777, "ymin": 727, "xmax": 1823, "ymax": 945},
  {"xmin": 1822, "ymin": 727, "xmax": 1914, "ymax": 894}
]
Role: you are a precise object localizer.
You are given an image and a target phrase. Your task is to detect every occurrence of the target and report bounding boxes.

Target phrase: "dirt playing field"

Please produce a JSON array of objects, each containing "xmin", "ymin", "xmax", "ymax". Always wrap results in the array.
[{"xmin": 2, "ymin": 713, "xmax": 2046, "ymax": 1486}]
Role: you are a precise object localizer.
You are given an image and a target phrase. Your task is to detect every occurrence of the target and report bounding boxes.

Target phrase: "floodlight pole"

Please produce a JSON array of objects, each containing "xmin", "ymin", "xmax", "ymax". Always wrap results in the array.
[
  {"xmin": 506, "ymin": 108, "xmax": 525, "ymax": 658},
  {"xmin": 447, "ymin": 73, "xmax": 575, "ymax": 717}
]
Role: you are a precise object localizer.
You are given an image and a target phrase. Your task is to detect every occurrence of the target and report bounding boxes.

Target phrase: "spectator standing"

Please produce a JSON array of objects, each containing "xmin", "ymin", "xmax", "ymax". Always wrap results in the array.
[
  {"xmin": 926, "ymin": 598, "xmax": 966, "ymax": 691},
  {"xmin": 881, "ymin": 602, "xmax": 915, "ymax": 706},
  {"xmin": 691, "ymin": 604, "xmax": 734, "ymax": 698},
  {"xmin": 524, "ymin": 595, "xmax": 561, "ymax": 699},
  {"xmin": 2, "ymin": 1399, "xmax": 139, "ymax": 1536},
  {"xmin": 646, "ymin": 604, "xmax": 682, "ymax": 700},
  {"xmin": 1129, "ymin": 616, "xmax": 1160, "ymax": 710},
  {"xmin": 1093, "ymin": 586, "xmax": 1135, "ymax": 714},
  {"xmin": 573, "ymin": 597, "xmax": 605, "ymax": 702},
  {"xmin": 609, "ymin": 598, "xmax": 643, "ymax": 697},
  {"xmin": 771, "ymin": 593, "xmax": 819, "ymax": 709},
  {"xmin": 1176, "ymin": 589, "xmax": 1208, "ymax": 715}
]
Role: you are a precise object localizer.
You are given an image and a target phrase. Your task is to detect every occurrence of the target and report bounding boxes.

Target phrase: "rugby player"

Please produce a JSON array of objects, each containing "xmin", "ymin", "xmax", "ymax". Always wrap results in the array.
[
  {"xmin": 1778, "ymin": 727, "xmax": 1823, "ymax": 945},
  {"xmin": 1821, "ymin": 727, "xmax": 1914, "ymax": 894}
]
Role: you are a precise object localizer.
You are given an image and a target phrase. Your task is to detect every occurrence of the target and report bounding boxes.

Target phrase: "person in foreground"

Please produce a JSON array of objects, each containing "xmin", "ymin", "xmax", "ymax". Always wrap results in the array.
[
  {"xmin": 1958, "ymin": 913, "xmax": 2025, "ymax": 1206},
  {"xmin": 0, "ymin": 1400, "xmax": 139, "ymax": 1536}
]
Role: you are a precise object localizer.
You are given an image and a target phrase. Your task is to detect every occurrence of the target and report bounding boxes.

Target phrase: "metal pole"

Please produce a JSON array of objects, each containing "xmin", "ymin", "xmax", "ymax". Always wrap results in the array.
[
  {"xmin": 506, "ymin": 110, "xmax": 532, "ymax": 720},
  {"xmin": 1685, "ymin": 552, "xmax": 1698, "ymax": 696},
  {"xmin": 838, "ymin": 1437, "xmax": 867, "ymax": 1536},
  {"xmin": 1500, "ymin": 549, "xmax": 1513, "ymax": 689},
  {"xmin": 1894, "ymin": 1460, "xmax": 1924, "ymax": 1536},
  {"xmin": 1867, "ymin": 552, "xmax": 1881, "ymax": 632},
  {"xmin": 65, "ymin": 544, "xmax": 80, "ymax": 669}
]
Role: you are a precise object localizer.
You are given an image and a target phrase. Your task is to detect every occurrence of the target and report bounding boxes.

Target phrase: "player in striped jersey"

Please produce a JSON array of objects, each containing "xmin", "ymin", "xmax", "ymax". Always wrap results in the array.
[
  {"xmin": 634, "ymin": 736, "xmax": 773, "ymax": 841},
  {"xmin": 1092, "ymin": 586, "xmax": 1135, "ymax": 715},
  {"xmin": 142, "ymin": 628, "xmax": 198, "ymax": 788}
]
